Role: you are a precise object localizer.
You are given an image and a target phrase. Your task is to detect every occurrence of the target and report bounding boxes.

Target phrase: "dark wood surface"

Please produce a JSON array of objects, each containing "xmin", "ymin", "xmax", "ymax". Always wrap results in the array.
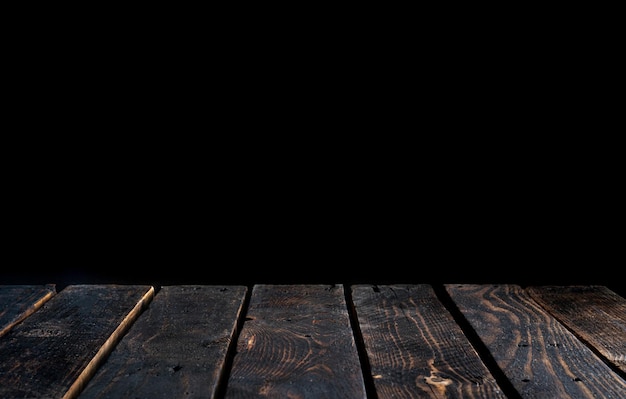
[
  {"xmin": 527, "ymin": 285, "xmax": 626, "ymax": 375},
  {"xmin": 352, "ymin": 284, "xmax": 506, "ymax": 398},
  {"xmin": 446, "ymin": 284, "xmax": 626, "ymax": 398},
  {"xmin": 0, "ymin": 284, "xmax": 56, "ymax": 338},
  {"xmin": 80, "ymin": 285, "xmax": 247, "ymax": 398},
  {"xmin": 0, "ymin": 285, "xmax": 154, "ymax": 399},
  {"xmin": 226, "ymin": 285, "xmax": 366, "ymax": 398},
  {"xmin": 0, "ymin": 284, "xmax": 624, "ymax": 399}
]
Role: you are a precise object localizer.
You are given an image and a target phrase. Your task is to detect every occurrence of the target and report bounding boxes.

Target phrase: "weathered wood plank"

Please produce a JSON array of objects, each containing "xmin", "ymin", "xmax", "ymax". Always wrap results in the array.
[
  {"xmin": 0, "ymin": 284, "xmax": 154, "ymax": 399},
  {"xmin": 224, "ymin": 284, "xmax": 366, "ymax": 398},
  {"xmin": 445, "ymin": 284, "xmax": 626, "ymax": 399},
  {"xmin": 79, "ymin": 285, "xmax": 248, "ymax": 399},
  {"xmin": 0, "ymin": 284, "xmax": 56, "ymax": 338},
  {"xmin": 351, "ymin": 284, "xmax": 506, "ymax": 398},
  {"xmin": 526, "ymin": 285, "xmax": 626, "ymax": 374}
]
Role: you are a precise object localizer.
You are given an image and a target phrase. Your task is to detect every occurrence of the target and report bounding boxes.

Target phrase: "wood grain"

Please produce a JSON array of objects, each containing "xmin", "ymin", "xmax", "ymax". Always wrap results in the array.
[
  {"xmin": 79, "ymin": 285, "xmax": 248, "ymax": 399},
  {"xmin": 0, "ymin": 284, "xmax": 154, "ymax": 399},
  {"xmin": 225, "ymin": 284, "xmax": 367, "ymax": 398},
  {"xmin": 0, "ymin": 283, "xmax": 623, "ymax": 398},
  {"xmin": 352, "ymin": 284, "xmax": 506, "ymax": 398},
  {"xmin": 527, "ymin": 285, "xmax": 626, "ymax": 374},
  {"xmin": 445, "ymin": 284, "xmax": 626, "ymax": 399},
  {"xmin": 0, "ymin": 284, "xmax": 56, "ymax": 338}
]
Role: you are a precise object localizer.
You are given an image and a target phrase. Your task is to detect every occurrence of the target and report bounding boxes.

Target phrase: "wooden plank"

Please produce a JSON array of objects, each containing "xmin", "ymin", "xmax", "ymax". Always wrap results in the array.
[
  {"xmin": 0, "ymin": 284, "xmax": 154, "ymax": 399},
  {"xmin": 79, "ymin": 285, "xmax": 248, "ymax": 399},
  {"xmin": 445, "ymin": 284, "xmax": 626, "ymax": 399},
  {"xmin": 0, "ymin": 284, "xmax": 56, "ymax": 338},
  {"xmin": 526, "ymin": 285, "xmax": 626, "ymax": 374},
  {"xmin": 224, "ymin": 284, "xmax": 366, "ymax": 398},
  {"xmin": 351, "ymin": 284, "xmax": 506, "ymax": 398}
]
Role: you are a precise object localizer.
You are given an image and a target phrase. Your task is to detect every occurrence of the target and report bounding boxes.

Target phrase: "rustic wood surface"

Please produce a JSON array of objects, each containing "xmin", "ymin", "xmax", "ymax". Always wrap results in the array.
[
  {"xmin": 0, "ymin": 284, "xmax": 56, "ymax": 338},
  {"xmin": 0, "ymin": 284, "xmax": 154, "ymax": 399},
  {"xmin": 351, "ymin": 284, "xmax": 506, "ymax": 398},
  {"xmin": 526, "ymin": 285, "xmax": 626, "ymax": 374},
  {"xmin": 224, "ymin": 284, "xmax": 367, "ymax": 398},
  {"xmin": 0, "ymin": 283, "xmax": 624, "ymax": 399},
  {"xmin": 445, "ymin": 284, "xmax": 626, "ymax": 399},
  {"xmin": 79, "ymin": 285, "xmax": 248, "ymax": 399}
]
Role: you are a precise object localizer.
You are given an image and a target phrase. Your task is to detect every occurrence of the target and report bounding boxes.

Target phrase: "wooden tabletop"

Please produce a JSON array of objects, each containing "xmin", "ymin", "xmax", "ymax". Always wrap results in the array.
[{"xmin": 0, "ymin": 284, "xmax": 624, "ymax": 398}]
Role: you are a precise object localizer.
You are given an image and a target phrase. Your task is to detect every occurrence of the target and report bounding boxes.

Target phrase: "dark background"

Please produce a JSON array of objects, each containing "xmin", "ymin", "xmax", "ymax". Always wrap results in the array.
[
  {"xmin": 3, "ymin": 6, "xmax": 622, "ymax": 296},
  {"xmin": 3, "ymin": 135, "xmax": 623, "ymax": 298}
]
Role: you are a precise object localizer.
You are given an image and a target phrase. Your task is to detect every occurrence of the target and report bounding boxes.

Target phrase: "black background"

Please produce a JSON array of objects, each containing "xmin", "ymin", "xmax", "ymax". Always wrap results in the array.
[
  {"xmin": 3, "ymin": 135, "xmax": 623, "ymax": 298},
  {"xmin": 3, "ymin": 7, "xmax": 622, "ymax": 296}
]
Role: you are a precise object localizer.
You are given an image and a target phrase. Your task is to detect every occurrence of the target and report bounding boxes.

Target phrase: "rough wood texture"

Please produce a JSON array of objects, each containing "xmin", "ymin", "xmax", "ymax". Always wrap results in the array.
[
  {"xmin": 445, "ymin": 284, "xmax": 626, "ymax": 399},
  {"xmin": 224, "ymin": 284, "xmax": 367, "ymax": 398},
  {"xmin": 351, "ymin": 284, "xmax": 506, "ymax": 398},
  {"xmin": 79, "ymin": 285, "xmax": 248, "ymax": 399},
  {"xmin": 527, "ymin": 285, "xmax": 626, "ymax": 374},
  {"xmin": 0, "ymin": 284, "xmax": 56, "ymax": 338},
  {"xmin": 0, "ymin": 284, "xmax": 154, "ymax": 399},
  {"xmin": 1, "ymin": 284, "xmax": 624, "ymax": 398}
]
